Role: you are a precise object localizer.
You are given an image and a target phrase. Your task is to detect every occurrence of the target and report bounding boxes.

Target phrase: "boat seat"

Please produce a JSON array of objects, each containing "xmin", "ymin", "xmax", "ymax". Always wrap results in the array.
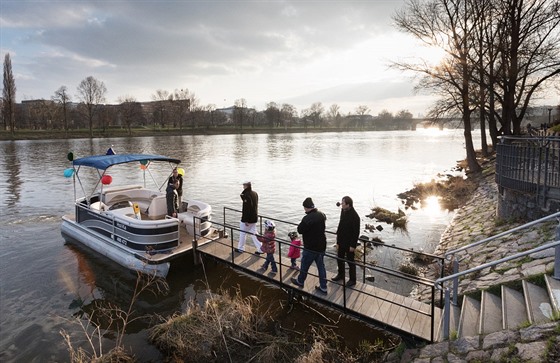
[
  {"xmin": 103, "ymin": 188, "xmax": 163, "ymax": 206},
  {"xmin": 147, "ymin": 195, "xmax": 168, "ymax": 220},
  {"xmin": 90, "ymin": 201, "xmax": 107, "ymax": 212}
]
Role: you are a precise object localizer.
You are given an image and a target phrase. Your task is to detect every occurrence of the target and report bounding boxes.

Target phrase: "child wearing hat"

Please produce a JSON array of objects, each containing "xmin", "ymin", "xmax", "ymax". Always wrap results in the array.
[{"xmin": 287, "ymin": 231, "xmax": 301, "ymax": 270}]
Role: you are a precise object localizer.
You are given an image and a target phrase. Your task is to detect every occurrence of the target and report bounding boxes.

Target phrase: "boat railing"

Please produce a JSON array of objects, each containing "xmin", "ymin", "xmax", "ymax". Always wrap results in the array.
[{"xmin": 189, "ymin": 207, "xmax": 449, "ymax": 342}]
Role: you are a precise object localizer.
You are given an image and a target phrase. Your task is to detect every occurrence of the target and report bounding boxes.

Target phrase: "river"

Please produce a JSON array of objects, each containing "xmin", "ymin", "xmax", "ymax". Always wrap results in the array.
[{"xmin": 0, "ymin": 129, "xmax": 478, "ymax": 361}]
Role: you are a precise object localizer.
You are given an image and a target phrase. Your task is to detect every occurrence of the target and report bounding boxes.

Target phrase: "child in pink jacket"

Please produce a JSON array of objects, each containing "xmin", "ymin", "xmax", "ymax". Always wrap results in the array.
[{"xmin": 287, "ymin": 231, "xmax": 302, "ymax": 270}]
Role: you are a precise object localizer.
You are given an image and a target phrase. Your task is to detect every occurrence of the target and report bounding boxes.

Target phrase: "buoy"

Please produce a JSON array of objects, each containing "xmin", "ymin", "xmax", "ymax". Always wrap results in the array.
[
  {"xmin": 101, "ymin": 175, "xmax": 113, "ymax": 185},
  {"xmin": 63, "ymin": 168, "xmax": 74, "ymax": 178}
]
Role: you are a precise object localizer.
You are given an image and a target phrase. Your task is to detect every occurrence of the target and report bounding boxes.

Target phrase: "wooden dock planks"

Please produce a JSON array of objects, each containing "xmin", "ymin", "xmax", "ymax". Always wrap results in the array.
[{"xmin": 196, "ymin": 238, "xmax": 440, "ymax": 341}]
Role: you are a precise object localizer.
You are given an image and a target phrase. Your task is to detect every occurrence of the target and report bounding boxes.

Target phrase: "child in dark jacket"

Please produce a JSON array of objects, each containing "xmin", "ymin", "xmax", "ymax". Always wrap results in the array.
[
  {"xmin": 257, "ymin": 220, "xmax": 277, "ymax": 274},
  {"xmin": 287, "ymin": 231, "xmax": 302, "ymax": 270}
]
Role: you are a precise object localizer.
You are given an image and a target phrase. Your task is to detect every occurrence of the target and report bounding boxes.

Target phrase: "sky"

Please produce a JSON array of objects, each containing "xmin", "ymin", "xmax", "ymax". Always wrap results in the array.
[{"xmin": 1, "ymin": 0, "xmax": 556, "ymax": 118}]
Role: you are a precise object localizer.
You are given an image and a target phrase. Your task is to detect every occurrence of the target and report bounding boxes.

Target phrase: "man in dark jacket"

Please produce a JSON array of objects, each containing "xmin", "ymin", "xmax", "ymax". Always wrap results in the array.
[
  {"xmin": 332, "ymin": 196, "xmax": 360, "ymax": 287},
  {"xmin": 166, "ymin": 179, "xmax": 179, "ymax": 218},
  {"xmin": 291, "ymin": 197, "xmax": 328, "ymax": 294},
  {"xmin": 168, "ymin": 167, "xmax": 184, "ymax": 207},
  {"xmin": 236, "ymin": 181, "xmax": 262, "ymax": 254}
]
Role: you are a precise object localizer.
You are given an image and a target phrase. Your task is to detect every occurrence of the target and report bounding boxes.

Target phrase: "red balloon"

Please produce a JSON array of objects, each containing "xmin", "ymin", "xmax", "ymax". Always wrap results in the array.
[{"xmin": 101, "ymin": 175, "xmax": 113, "ymax": 185}]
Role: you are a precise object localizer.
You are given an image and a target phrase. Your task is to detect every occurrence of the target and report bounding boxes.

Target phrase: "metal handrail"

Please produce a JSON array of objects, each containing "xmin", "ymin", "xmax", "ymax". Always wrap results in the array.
[
  {"xmin": 199, "ymin": 207, "xmax": 448, "ymax": 341},
  {"xmin": 444, "ymin": 211, "xmax": 560, "ymax": 261},
  {"xmin": 436, "ymin": 213, "xmax": 560, "ymax": 340}
]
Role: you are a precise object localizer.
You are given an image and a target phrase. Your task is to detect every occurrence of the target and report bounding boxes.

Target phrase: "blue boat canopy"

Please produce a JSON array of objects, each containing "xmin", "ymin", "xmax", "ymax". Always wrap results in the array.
[{"xmin": 72, "ymin": 153, "xmax": 181, "ymax": 170}]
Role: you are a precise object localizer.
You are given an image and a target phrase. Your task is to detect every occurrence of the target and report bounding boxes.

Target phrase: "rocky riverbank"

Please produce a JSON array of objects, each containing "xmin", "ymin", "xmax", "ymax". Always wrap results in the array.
[{"xmin": 387, "ymin": 158, "xmax": 560, "ymax": 362}]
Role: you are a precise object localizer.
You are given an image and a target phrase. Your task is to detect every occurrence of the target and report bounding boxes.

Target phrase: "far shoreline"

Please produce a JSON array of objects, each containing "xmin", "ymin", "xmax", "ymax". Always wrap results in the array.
[{"xmin": 0, "ymin": 125, "xmax": 421, "ymax": 141}]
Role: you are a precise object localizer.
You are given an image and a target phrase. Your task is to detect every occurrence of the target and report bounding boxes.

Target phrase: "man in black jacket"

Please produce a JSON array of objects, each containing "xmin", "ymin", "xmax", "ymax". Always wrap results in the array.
[
  {"xmin": 291, "ymin": 197, "xmax": 328, "ymax": 294},
  {"xmin": 166, "ymin": 179, "xmax": 179, "ymax": 218},
  {"xmin": 236, "ymin": 181, "xmax": 263, "ymax": 254},
  {"xmin": 332, "ymin": 196, "xmax": 360, "ymax": 287}
]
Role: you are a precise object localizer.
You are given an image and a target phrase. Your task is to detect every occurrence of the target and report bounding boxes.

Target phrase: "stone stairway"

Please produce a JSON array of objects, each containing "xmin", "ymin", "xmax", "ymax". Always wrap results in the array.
[{"xmin": 439, "ymin": 274, "xmax": 560, "ymax": 341}]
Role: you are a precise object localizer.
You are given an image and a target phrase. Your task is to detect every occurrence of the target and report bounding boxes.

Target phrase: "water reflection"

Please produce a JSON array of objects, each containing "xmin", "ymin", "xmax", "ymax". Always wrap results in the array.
[{"xmin": 1, "ymin": 142, "xmax": 21, "ymax": 207}]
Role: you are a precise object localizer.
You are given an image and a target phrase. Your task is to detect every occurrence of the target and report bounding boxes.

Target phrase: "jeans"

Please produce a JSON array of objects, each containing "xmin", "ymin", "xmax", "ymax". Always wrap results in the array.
[
  {"xmin": 295, "ymin": 249, "xmax": 327, "ymax": 290},
  {"xmin": 237, "ymin": 221, "xmax": 262, "ymax": 252},
  {"xmin": 263, "ymin": 253, "xmax": 277, "ymax": 272}
]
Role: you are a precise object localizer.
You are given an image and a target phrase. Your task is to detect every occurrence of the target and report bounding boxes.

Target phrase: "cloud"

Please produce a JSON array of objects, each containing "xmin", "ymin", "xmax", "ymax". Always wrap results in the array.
[{"xmin": 3, "ymin": 1, "xmax": 444, "ymax": 114}]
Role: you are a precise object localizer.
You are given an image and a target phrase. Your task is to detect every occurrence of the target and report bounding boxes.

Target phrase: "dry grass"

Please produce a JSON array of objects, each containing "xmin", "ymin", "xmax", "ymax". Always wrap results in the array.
[
  {"xmin": 398, "ymin": 175, "xmax": 476, "ymax": 211},
  {"xmin": 366, "ymin": 207, "xmax": 408, "ymax": 232},
  {"xmin": 149, "ymin": 288, "xmax": 298, "ymax": 362},
  {"xmin": 149, "ymin": 288, "xmax": 398, "ymax": 362},
  {"xmin": 60, "ymin": 272, "xmax": 168, "ymax": 363}
]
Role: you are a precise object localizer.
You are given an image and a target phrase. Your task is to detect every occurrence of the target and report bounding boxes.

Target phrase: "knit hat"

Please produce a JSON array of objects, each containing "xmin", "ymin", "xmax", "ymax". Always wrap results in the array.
[{"xmin": 302, "ymin": 197, "xmax": 315, "ymax": 208}]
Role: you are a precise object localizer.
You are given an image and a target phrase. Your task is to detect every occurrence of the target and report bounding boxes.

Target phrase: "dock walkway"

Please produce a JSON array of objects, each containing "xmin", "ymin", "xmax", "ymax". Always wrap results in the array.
[{"xmin": 196, "ymin": 238, "xmax": 441, "ymax": 342}]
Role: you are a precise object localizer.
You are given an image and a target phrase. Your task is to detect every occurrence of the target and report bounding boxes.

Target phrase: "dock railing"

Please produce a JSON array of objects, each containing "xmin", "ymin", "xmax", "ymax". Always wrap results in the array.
[
  {"xmin": 435, "ymin": 211, "xmax": 560, "ymax": 340},
  {"xmin": 192, "ymin": 206, "xmax": 449, "ymax": 342}
]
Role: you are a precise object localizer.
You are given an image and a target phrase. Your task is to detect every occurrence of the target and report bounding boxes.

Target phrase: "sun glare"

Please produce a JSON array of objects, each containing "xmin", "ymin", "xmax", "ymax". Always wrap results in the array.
[{"xmin": 423, "ymin": 195, "xmax": 442, "ymax": 218}]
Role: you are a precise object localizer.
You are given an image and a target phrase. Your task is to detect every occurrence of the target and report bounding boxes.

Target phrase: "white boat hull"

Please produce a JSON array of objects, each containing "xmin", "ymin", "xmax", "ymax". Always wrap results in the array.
[{"xmin": 61, "ymin": 216, "xmax": 170, "ymax": 277}]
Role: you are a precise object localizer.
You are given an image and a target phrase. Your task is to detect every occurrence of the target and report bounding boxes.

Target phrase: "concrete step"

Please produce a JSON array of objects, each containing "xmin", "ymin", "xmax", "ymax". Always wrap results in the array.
[
  {"xmin": 523, "ymin": 280, "xmax": 553, "ymax": 324},
  {"xmin": 458, "ymin": 295, "xmax": 480, "ymax": 338},
  {"xmin": 545, "ymin": 274, "xmax": 560, "ymax": 314},
  {"xmin": 479, "ymin": 291, "xmax": 503, "ymax": 334},
  {"xmin": 437, "ymin": 303, "xmax": 461, "ymax": 341},
  {"xmin": 502, "ymin": 285, "xmax": 528, "ymax": 329}
]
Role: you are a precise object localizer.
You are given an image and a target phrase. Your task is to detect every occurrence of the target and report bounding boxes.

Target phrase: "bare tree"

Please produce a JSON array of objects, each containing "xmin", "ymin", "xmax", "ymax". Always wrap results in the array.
[
  {"xmin": 234, "ymin": 98, "xmax": 247, "ymax": 130},
  {"xmin": 76, "ymin": 76, "xmax": 107, "ymax": 137},
  {"xmin": 493, "ymin": 0, "xmax": 560, "ymax": 135},
  {"xmin": 395, "ymin": 109, "xmax": 413, "ymax": 120},
  {"xmin": 327, "ymin": 104, "xmax": 342, "ymax": 127},
  {"xmin": 3, "ymin": 53, "xmax": 16, "ymax": 137},
  {"xmin": 393, "ymin": 0, "xmax": 482, "ymax": 172},
  {"xmin": 173, "ymin": 88, "xmax": 197, "ymax": 130},
  {"xmin": 152, "ymin": 89, "xmax": 171, "ymax": 129},
  {"xmin": 309, "ymin": 102, "xmax": 324, "ymax": 128},
  {"xmin": 281, "ymin": 103, "xmax": 297, "ymax": 128},
  {"xmin": 264, "ymin": 102, "xmax": 280, "ymax": 127},
  {"xmin": 52, "ymin": 86, "xmax": 71, "ymax": 136},
  {"xmin": 117, "ymin": 95, "xmax": 142, "ymax": 136}
]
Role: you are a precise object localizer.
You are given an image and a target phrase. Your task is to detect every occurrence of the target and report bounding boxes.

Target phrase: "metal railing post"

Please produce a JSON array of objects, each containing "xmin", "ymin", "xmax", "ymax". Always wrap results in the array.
[
  {"xmin": 443, "ymin": 288, "xmax": 451, "ymax": 340},
  {"xmin": 554, "ymin": 222, "xmax": 560, "ymax": 280},
  {"xmin": 452, "ymin": 259, "xmax": 459, "ymax": 306},
  {"xmin": 362, "ymin": 243, "xmax": 366, "ymax": 283}
]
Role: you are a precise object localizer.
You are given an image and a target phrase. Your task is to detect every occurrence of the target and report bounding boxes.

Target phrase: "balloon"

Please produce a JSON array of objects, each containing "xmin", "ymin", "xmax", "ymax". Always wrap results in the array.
[
  {"xmin": 67, "ymin": 152, "xmax": 74, "ymax": 161},
  {"xmin": 177, "ymin": 167, "xmax": 185, "ymax": 176},
  {"xmin": 101, "ymin": 175, "xmax": 113, "ymax": 185},
  {"xmin": 140, "ymin": 164, "xmax": 147, "ymax": 170},
  {"xmin": 63, "ymin": 168, "xmax": 74, "ymax": 178},
  {"xmin": 140, "ymin": 159, "xmax": 149, "ymax": 165}
]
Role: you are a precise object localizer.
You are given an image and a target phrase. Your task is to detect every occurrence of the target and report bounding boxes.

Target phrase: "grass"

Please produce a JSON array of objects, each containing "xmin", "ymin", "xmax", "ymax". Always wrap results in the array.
[
  {"xmin": 397, "ymin": 175, "xmax": 477, "ymax": 211},
  {"xmin": 366, "ymin": 207, "xmax": 408, "ymax": 232},
  {"xmin": 148, "ymin": 287, "xmax": 399, "ymax": 362},
  {"xmin": 60, "ymin": 272, "xmax": 168, "ymax": 362},
  {"xmin": 398, "ymin": 263, "xmax": 419, "ymax": 276}
]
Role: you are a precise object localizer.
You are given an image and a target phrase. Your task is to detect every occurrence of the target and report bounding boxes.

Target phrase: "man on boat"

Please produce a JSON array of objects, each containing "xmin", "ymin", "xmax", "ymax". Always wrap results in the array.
[
  {"xmin": 236, "ymin": 181, "xmax": 262, "ymax": 254},
  {"xmin": 166, "ymin": 179, "xmax": 180, "ymax": 218},
  {"xmin": 169, "ymin": 167, "xmax": 184, "ymax": 207}
]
